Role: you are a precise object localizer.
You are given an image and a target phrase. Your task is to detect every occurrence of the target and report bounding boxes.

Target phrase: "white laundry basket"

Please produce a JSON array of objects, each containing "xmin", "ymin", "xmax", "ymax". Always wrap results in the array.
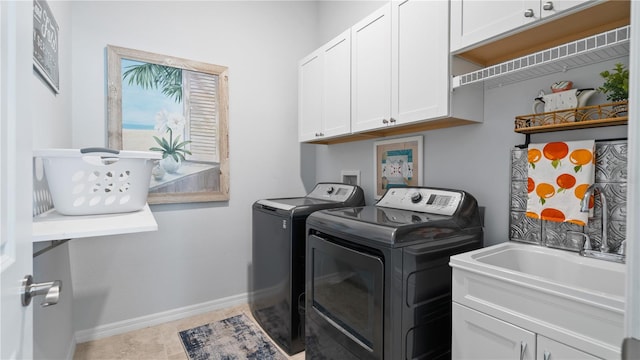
[{"xmin": 34, "ymin": 148, "xmax": 162, "ymax": 215}]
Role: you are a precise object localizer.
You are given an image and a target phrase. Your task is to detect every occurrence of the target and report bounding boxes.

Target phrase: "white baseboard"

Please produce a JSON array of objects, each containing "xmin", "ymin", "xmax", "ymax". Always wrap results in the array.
[
  {"xmin": 74, "ymin": 292, "xmax": 248, "ymax": 343},
  {"xmin": 65, "ymin": 338, "xmax": 76, "ymax": 360}
]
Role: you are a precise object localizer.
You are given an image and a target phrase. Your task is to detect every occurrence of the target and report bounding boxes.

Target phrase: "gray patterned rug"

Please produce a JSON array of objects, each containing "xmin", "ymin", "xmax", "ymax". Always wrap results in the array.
[{"xmin": 179, "ymin": 313, "xmax": 287, "ymax": 360}]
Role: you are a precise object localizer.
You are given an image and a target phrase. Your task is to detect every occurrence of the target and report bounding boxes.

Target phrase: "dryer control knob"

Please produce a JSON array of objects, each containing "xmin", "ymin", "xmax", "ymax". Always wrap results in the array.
[
  {"xmin": 410, "ymin": 192, "xmax": 422, "ymax": 203},
  {"xmin": 326, "ymin": 186, "xmax": 335, "ymax": 194}
]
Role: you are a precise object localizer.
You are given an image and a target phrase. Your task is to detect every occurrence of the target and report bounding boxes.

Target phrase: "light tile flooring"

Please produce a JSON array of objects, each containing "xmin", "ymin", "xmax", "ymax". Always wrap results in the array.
[{"xmin": 73, "ymin": 303, "xmax": 305, "ymax": 360}]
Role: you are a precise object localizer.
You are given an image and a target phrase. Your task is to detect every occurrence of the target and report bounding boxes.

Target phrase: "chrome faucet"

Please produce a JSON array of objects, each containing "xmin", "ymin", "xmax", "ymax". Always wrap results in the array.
[
  {"xmin": 580, "ymin": 183, "xmax": 609, "ymax": 253},
  {"xmin": 577, "ymin": 183, "xmax": 624, "ymax": 263}
]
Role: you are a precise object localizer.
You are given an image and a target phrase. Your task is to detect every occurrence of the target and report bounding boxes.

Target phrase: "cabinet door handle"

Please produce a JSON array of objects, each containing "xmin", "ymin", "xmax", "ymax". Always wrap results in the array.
[
  {"xmin": 390, "ymin": 118, "xmax": 397, "ymax": 124},
  {"xmin": 524, "ymin": 9, "xmax": 535, "ymax": 17},
  {"xmin": 520, "ymin": 341, "xmax": 527, "ymax": 360},
  {"xmin": 543, "ymin": 2, "xmax": 554, "ymax": 11},
  {"xmin": 382, "ymin": 119, "xmax": 389, "ymax": 124},
  {"xmin": 543, "ymin": 350, "xmax": 551, "ymax": 360}
]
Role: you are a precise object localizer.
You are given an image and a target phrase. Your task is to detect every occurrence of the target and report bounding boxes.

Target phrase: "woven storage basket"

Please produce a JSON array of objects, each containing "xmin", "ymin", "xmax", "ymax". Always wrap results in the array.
[{"xmin": 34, "ymin": 148, "xmax": 161, "ymax": 215}]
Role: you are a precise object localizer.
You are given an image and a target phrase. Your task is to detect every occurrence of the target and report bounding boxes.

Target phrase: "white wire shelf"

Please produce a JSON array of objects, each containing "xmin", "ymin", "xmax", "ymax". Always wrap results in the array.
[{"xmin": 452, "ymin": 25, "xmax": 630, "ymax": 90}]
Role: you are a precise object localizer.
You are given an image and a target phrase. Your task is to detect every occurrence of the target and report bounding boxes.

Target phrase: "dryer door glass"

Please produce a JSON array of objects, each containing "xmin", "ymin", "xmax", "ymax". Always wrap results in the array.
[{"xmin": 308, "ymin": 234, "xmax": 383, "ymax": 355}]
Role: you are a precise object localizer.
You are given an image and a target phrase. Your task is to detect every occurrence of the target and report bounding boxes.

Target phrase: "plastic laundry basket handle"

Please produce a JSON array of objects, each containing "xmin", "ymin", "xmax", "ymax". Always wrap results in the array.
[{"xmin": 80, "ymin": 147, "xmax": 120, "ymax": 155}]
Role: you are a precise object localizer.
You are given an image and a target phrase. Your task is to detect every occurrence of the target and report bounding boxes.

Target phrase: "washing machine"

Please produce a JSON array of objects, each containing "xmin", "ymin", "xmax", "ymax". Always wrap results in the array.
[
  {"xmin": 305, "ymin": 186, "xmax": 483, "ymax": 359},
  {"xmin": 250, "ymin": 182, "xmax": 365, "ymax": 355}
]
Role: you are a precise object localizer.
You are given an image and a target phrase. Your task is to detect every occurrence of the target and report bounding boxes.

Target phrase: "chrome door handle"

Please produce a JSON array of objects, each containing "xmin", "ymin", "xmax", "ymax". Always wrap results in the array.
[
  {"xmin": 524, "ymin": 9, "xmax": 535, "ymax": 18},
  {"xmin": 21, "ymin": 275, "xmax": 62, "ymax": 307},
  {"xmin": 520, "ymin": 341, "xmax": 528, "ymax": 360},
  {"xmin": 543, "ymin": 2, "xmax": 554, "ymax": 11},
  {"xmin": 543, "ymin": 350, "xmax": 551, "ymax": 360}
]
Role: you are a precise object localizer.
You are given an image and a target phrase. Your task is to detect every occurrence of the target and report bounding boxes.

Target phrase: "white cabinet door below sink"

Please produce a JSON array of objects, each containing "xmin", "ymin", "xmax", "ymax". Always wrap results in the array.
[
  {"xmin": 453, "ymin": 303, "xmax": 536, "ymax": 360},
  {"xmin": 537, "ymin": 335, "xmax": 600, "ymax": 360}
]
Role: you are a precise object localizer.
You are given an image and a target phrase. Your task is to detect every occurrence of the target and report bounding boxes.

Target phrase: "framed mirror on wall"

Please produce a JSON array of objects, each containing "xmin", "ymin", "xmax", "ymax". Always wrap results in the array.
[{"xmin": 107, "ymin": 45, "xmax": 229, "ymax": 204}]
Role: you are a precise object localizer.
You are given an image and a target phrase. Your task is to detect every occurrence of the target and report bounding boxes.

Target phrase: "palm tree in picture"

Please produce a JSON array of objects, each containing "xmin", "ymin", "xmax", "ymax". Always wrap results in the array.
[{"xmin": 122, "ymin": 62, "xmax": 183, "ymax": 103}]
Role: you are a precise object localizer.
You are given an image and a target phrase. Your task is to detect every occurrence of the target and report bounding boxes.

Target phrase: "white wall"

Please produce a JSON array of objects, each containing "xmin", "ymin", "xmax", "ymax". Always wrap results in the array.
[
  {"xmin": 316, "ymin": 0, "xmax": 386, "ymax": 43},
  {"xmin": 31, "ymin": 1, "xmax": 75, "ymax": 359},
  {"xmin": 69, "ymin": 1, "xmax": 316, "ymax": 334}
]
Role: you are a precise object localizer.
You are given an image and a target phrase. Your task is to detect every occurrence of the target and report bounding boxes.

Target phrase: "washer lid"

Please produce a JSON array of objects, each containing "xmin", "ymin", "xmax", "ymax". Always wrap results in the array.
[
  {"xmin": 256, "ymin": 197, "xmax": 334, "ymax": 211},
  {"xmin": 323, "ymin": 206, "xmax": 451, "ymax": 227}
]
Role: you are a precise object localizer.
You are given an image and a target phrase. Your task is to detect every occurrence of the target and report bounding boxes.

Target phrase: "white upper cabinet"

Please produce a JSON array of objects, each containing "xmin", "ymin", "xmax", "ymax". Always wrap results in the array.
[
  {"xmin": 353, "ymin": 1, "xmax": 471, "ymax": 133},
  {"xmin": 392, "ymin": 0, "xmax": 449, "ymax": 125},
  {"xmin": 351, "ymin": 4, "xmax": 392, "ymax": 133},
  {"xmin": 300, "ymin": 0, "xmax": 483, "ymax": 144},
  {"xmin": 298, "ymin": 30, "xmax": 351, "ymax": 142},
  {"xmin": 298, "ymin": 51, "xmax": 323, "ymax": 142},
  {"xmin": 539, "ymin": 0, "xmax": 593, "ymax": 18},
  {"xmin": 450, "ymin": 0, "xmax": 593, "ymax": 53},
  {"xmin": 451, "ymin": 0, "xmax": 539, "ymax": 53},
  {"xmin": 322, "ymin": 30, "xmax": 352, "ymax": 139}
]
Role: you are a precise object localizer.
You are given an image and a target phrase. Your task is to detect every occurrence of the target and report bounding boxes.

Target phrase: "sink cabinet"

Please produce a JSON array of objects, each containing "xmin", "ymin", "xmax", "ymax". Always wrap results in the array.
[
  {"xmin": 537, "ymin": 335, "xmax": 601, "ymax": 360},
  {"xmin": 453, "ymin": 303, "xmax": 601, "ymax": 360},
  {"xmin": 453, "ymin": 302, "xmax": 536, "ymax": 360},
  {"xmin": 450, "ymin": 242, "xmax": 624, "ymax": 359},
  {"xmin": 450, "ymin": 0, "xmax": 593, "ymax": 53}
]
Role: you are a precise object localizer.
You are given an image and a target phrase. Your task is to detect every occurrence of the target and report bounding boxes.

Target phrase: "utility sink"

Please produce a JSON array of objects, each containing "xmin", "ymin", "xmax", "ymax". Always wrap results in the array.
[
  {"xmin": 472, "ymin": 242, "xmax": 625, "ymax": 298},
  {"xmin": 450, "ymin": 242, "xmax": 626, "ymax": 359}
]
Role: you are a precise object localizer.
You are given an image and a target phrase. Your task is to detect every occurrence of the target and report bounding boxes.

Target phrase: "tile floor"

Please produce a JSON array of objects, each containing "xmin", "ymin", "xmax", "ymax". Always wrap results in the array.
[{"xmin": 73, "ymin": 303, "xmax": 305, "ymax": 360}]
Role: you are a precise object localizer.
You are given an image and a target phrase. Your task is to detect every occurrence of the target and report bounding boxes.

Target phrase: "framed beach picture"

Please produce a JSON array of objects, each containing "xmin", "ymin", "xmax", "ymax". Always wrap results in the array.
[
  {"xmin": 107, "ymin": 45, "xmax": 229, "ymax": 204},
  {"xmin": 373, "ymin": 136, "xmax": 423, "ymax": 199}
]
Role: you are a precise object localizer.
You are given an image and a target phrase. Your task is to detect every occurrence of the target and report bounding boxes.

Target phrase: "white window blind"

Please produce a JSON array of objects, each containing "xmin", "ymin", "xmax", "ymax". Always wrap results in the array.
[{"xmin": 184, "ymin": 70, "xmax": 219, "ymax": 163}]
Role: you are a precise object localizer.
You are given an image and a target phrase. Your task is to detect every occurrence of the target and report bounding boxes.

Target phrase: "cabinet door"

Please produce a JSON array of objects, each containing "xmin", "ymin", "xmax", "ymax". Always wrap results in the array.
[
  {"xmin": 322, "ymin": 29, "xmax": 351, "ymax": 138},
  {"xmin": 351, "ymin": 4, "xmax": 392, "ymax": 133},
  {"xmin": 537, "ymin": 335, "xmax": 601, "ymax": 360},
  {"xmin": 539, "ymin": 0, "xmax": 592, "ymax": 18},
  {"xmin": 298, "ymin": 50, "xmax": 323, "ymax": 142},
  {"xmin": 450, "ymin": 0, "xmax": 539, "ymax": 52},
  {"xmin": 452, "ymin": 303, "xmax": 536, "ymax": 360},
  {"xmin": 391, "ymin": 0, "xmax": 449, "ymax": 125}
]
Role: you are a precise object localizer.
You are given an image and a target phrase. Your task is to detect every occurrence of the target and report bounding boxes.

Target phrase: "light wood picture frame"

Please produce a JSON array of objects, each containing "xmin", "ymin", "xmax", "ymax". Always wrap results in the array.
[
  {"xmin": 107, "ymin": 45, "xmax": 229, "ymax": 204},
  {"xmin": 373, "ymin": 136, "xmax": 423, "ymax": 199}
]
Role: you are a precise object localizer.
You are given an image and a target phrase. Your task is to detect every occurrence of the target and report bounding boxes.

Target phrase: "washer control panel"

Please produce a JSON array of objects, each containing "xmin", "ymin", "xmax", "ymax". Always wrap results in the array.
[
  {"xmin": 307, "ymin": 183, "xmax": 359, "ymax": 202},
  {"xmin": 376, "ymin": 187, "xmax": 462, "ymax": 216}
]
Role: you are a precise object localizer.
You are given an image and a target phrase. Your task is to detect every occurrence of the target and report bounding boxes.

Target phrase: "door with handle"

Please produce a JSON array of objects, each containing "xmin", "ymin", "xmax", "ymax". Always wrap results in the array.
[{"xmin": 1, "ymin": 1, "xmax": 37, "ymax": 358}]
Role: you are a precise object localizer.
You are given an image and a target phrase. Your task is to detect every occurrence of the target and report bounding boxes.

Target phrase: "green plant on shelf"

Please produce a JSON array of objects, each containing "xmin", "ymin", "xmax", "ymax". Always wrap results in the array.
[{"xmin": 598, "ymin": 63, "xmax": 629, "ymax": 102}]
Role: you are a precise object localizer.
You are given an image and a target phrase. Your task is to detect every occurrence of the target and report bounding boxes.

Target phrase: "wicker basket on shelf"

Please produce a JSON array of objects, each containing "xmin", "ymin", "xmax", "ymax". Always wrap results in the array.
[{"xmin": 514, "ymin": 100, "xmax": 628, "ymax": 134}]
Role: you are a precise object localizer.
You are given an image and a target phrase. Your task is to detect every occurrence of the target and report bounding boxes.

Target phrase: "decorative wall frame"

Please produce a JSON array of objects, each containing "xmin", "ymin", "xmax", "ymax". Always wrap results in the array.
[
  {"xmin": 33, "ymin": 0, "xmax": 60, "ymax": 93},
  {"xmin": 373, "ymin": 136, "xmax": 423, "ymax": 199},
  {"xmin": 107, "ymin": 45, "xmax": 229, "ymax": 204}
]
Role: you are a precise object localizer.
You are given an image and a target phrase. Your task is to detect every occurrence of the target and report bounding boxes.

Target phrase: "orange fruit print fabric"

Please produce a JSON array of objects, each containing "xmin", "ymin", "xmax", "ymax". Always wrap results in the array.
[{"xmin": 526, "ymin": 140, "xmax": 595, "ymax": 225}]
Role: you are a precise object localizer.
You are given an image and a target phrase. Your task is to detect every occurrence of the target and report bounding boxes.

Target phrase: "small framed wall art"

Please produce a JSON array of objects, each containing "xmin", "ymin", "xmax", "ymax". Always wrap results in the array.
[
  {"xmin": 373, "ymin": 136, "xmax": 423, "ymax": 199},
  {"xmin": 33, "ymin": 0, "xmax": 60, "ymax": 93}
]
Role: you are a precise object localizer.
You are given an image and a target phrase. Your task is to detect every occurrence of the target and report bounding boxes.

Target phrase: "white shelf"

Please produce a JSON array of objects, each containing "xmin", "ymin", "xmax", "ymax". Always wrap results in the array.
[
  {"xmin": 32, "ymin": 203, "xmax": 158, "ymax": 242},
  {"xmin": 452, "ymin": 25, "xmax": 630, "ymax": 90}
]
